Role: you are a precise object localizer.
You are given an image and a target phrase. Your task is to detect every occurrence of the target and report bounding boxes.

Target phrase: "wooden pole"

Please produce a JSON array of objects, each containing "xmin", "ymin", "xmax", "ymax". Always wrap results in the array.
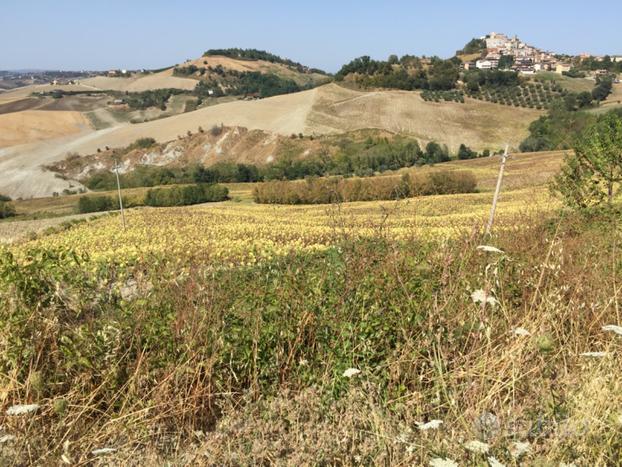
[
  {"xmin": 114, "ymin": 161, "xmax": 126, "ymax": 230},
  {"xmin": 485, "ymin": 144, "xmax": 509, "ymax": 236}
]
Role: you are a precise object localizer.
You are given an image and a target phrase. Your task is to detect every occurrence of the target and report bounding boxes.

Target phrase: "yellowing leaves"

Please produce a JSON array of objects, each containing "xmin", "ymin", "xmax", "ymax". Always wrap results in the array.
[{"xmin": 15, "ymin": 187, "xmax": 556, "ymax": 265}]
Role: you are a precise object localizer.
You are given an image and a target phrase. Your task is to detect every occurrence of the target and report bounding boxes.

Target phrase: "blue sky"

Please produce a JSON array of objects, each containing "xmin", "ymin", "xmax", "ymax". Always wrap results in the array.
[{"xmin": 1, "ymin": 0, "xmax": 620, "ymax": 72}]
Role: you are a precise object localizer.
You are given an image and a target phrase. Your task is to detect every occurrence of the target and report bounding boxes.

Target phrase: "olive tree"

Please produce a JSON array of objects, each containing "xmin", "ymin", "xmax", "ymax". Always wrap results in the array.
[{"xmin": 552, "ymin": 111, "xmax": 622, "ymax": 208}]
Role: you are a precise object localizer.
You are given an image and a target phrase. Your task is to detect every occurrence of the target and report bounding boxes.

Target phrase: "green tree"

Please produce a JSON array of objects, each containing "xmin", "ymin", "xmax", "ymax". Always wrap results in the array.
[
  {"xmin": 577, "ymin": 91, "xmax": 593, "ymax": 108},
  {"xmin": 552, "ymin": 111, "xmax": 622, "ymax": 207},
  {"xmin": 457, "ymin": 38, "xmax": 486, "ymax": 55},
  {"xmin": 0, "ymin": 201, "xmax": 16, "ymax": 218},
  {"xmin": 498, "ymin": 55, "xmax": 515, "ymax": 70},
  {"xmin": 457, "ymin": 144, "xmax": 477, "ymax": 160}
]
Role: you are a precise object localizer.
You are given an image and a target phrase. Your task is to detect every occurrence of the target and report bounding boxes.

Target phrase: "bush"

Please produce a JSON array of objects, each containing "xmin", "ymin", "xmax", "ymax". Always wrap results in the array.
[
  {"xmin": 128, "ymin": 137, "xmax": 157, "ymax": 150},
  {"xmin": 77, "ymin": 195, "xmax": 119, "ymax": 213},
  {"xmin": 253, "ymin": 171, "xmax": 477, "ymax": 204},
  {"xmin": 0, "ymin": 194, "xmax": 11, "ymax": 202},
  {"xmin": 0, "ymin": 201, "xmax": 16, "ymax": 218},
  {"xmin": 552, "ymin": 111, "xmax": 622, "ymax": 208},
  {"xmin": 144, "ymin": 184, "xmax": 228, "ymax": 207},
  {"xmin": 123, "ymin": 89, "xmax": 186, "ymax": 110}
]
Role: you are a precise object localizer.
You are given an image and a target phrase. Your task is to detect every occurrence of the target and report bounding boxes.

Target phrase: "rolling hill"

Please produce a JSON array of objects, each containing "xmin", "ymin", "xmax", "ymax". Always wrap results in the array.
[{"xmin": 0, "ymin": 83, "xmax": 543, "ymax": 199}]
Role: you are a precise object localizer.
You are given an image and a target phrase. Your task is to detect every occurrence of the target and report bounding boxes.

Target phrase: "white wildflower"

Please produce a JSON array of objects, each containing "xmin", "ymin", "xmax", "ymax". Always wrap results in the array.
[
  {"xmin": 0, "ymin": 434, "xmax": 16, "ymax": 444},
  {"xmin": 471, "ymin": 289, "xmax": 498, "ymax": 307},
  {"xmin": 477, "ymin": 245, "xmax": 504, "ymax": 254},
  {"xmin": 416, "ymin": 419, "xmax": 443, "ymax": 431},
  {"xmin": 91, "ymin": 447, "xmax": 117, "ymax": 455},
  {"xmin": 488, "ymin": 457, "xmax": 506, "ymax": 467},
  {"xmin": 580, "ymin": 352, "xmax": 609, "ymax": 358},
  {"xmin": 559, "ymin": 463, "xmax": 577, "ymax": 467},
  {"xmin": 602, "ymin": 325, "xmax": 622, "ymax": 336},
  {"xmin": 342, "ymin": 368, "xmax": 361, "ymax": 378},
  {"xmin": 464, "ymin": 439, "xmax": 490, "ymax": 454},
  {"xmin": 510, "ymin": 441, "xmax": 530, "ymax": 458},
  {"xmin": 6, "ymin": 404, "xmax": 40, "ymax": 416},
  {"xmin": 513, "ymin": 327, "xmax": 531, "ymax": 337},
  {"xmin": 429, "ymin": 457, "xmax": 458, "ymax": 467}
]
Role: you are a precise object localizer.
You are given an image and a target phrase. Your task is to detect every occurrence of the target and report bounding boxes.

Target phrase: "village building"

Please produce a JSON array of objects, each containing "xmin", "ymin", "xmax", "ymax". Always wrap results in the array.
[
  {"xmin": 556, "ymin": 63, "xmax": 572, "ymax": 74},
  {"xmin": 476, "ymin": 59, "xmax": 498, "ymax": 70},
  {"xmin": 485, "ymin": 32, "xmax": 509, "ymax": 50},
  {"xmin": 481, "ymin": 32, "xmax": 566, "ymax": 73}
]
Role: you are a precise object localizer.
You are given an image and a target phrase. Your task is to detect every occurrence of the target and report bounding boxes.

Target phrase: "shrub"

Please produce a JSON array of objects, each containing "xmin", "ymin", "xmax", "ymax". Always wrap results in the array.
[
  {"xmin": 0, "ymin": 194, "xmax": 12, "ymax": 202},
  {"xmin": 552, "ymin": 111, "xmax": 622, "ymax": 208},
  {"xmin": 128, "ymin": 137, "xmax": 157, "ymax": 150},
  {"xmin": 0, "ymin": 201, "xmax": 16, "ymax": 218},
  {"xmin": 253, "ymin": 171, "xmax": 477, "ymax": 204},
  {"xmin": 77, "ymin": 195, "xmax": 118, "ymax": 213},
  {"xmin": 144, "ymin": 184, "xmax": 229, "ymax": 207}
]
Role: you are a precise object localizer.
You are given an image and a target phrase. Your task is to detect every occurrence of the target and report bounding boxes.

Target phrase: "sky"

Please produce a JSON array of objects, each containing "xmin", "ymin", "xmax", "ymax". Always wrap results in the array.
[{"xmin": 1, "ymin": 0, "xmax": 620, "ymax": 72}]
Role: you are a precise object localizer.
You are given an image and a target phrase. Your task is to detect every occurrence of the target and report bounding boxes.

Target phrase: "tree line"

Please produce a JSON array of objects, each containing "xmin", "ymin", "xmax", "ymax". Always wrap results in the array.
[
  {"xmin": 77, "ymin": 183, "xmax": 229, "ymax": 213},
  {"xmin": 253, "ymin": 171, "xmax": 478, "ymax": 204},
  {"xmin": 335, "ymin": 55, "xmax": 461, "ymax": 91},
  {"xmin": 203, "ymin": 48, "xmax": 327, "ymax": 75},
  {"xmin": 83, "ymin": 137, "xmax": 485, "ymax": 191}
]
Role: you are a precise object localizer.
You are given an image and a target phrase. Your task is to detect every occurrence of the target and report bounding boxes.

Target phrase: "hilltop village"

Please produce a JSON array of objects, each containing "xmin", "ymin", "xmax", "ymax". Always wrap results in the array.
[{"xmin": 467, "ymin": 32, "xmax": 622, "ymax": 76}]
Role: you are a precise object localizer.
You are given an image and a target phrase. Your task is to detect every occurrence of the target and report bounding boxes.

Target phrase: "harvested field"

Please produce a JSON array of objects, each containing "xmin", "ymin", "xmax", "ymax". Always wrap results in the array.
[
  {"xmin": 0, "ymin": 83, "xmax": 544, "ymax": 198},
  {"xmin": 307, "ymin": 84, "xmax": 542, "ymax": 151},
  {"xmin": 0, "ymin": 110, "xmax": 92, "ymax": 148},
  {"xmin": 0, "ymin": 97, "xmax": 46, "ymax": 114},
  {"xmin": 81, "ymin": 68, "xmax": 197, "ymax": 92}
]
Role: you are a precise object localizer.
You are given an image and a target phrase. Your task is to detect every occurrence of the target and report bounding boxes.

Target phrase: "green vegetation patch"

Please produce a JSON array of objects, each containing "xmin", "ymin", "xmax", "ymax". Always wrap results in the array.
[{"xmin": 253, "ymin": 170, "xmax": 478, "ymax": 204}]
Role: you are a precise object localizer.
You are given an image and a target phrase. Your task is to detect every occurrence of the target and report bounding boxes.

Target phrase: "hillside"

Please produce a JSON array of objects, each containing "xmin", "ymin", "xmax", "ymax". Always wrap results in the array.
[
  {"xmin": 0, "ymin": 83, "xmax": 543, "ymax": 198},
  {"xmin": 0, "ymin": 110, "xmax": 92, "ymax": 148},
  {"xmin": 179, "ymin": 54, "xmax": 329, "ymax": 88},
  {"xmin": 5, "ymin": 143, "xmax": 621, "ymax": 465},
  {"xmin": 80, "ymin": 68, "xmax": 197, "ymax": 92},
  {"xmin": 2, "ymin": 149, "xmax": 565, "ymax": 241}
]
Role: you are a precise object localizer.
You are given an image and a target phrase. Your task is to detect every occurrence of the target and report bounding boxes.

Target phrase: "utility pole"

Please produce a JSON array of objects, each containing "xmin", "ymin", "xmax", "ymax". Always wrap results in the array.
[
  {"xmin": 485, "ymin": 144, "xmax": 509, "ymax": 236},
  {"xmin": 113, "ymin": 157, "xmax": 126, "ymax": 230}
]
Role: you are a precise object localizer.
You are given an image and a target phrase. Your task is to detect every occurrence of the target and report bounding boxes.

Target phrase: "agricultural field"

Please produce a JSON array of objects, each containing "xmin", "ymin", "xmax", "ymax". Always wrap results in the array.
[
  {"xmin": 467, "ymin": 80, "xmax": 564, "ymax": 110},
  {"xmin": 11, "ymin": 186, "xmax": 555, "ymax": 264},
  {"xmin": 2, "ymin": 147, "xmax": 621, "ymax": 464},
  {"xmin": 2, "ymin": 19, "xmax": 621, "ymax": 464},
  {"xmin": 0, "ymin": 151, "xmax": 564, "ymax": 241},
  {"xmin": 533, "ymin": 71, "xmax": 595, "ymax": 93}
]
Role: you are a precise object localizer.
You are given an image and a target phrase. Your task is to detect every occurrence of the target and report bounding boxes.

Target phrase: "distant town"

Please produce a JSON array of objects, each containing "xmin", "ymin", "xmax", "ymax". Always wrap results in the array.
[{"xmin": 467, "ymin": 32, "xmax": 622, "ymax": 77}]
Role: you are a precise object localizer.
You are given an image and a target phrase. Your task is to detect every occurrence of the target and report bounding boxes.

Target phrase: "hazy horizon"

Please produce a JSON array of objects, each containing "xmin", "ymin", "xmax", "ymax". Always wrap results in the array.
[{"xmin": 1, "ymin": 0, "xmax": 621, "ymax": 72}]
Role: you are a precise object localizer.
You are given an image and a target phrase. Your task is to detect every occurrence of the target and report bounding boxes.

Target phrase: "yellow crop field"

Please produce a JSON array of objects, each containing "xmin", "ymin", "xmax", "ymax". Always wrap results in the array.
[{"xmin": 15, "ymin": 186, "xmax": 556, "ymax": 265}]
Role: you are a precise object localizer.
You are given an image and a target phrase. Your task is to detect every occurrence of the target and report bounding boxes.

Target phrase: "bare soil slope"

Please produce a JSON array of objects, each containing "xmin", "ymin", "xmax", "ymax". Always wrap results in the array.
[
  {"xmin": 307, "ymin": 84, "xmax": 542, "ymax": 150},
  {"xmin": 36, "ymin": 83, "xmax": 539, "ymax": 155},
  {"xmin": 0, "ymin": 84, "xmax": 544, "ymax": 198},
  {"xmin": 81, "ymin": 68, "xmax": 197, "ymax": 92},
  {"xmin": 0, "ymin": 110, "xmax": 92, "ymax": 148},
  {"xmin": 0, "ymin": 84, "xmax": 100, "ymax": 105}
]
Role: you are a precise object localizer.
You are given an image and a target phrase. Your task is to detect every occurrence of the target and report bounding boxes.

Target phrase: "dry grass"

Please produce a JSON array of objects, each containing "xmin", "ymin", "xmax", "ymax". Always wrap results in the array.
[
  {"xmin": 0, "ymin": 110, "xmax": 92, "ymax": 148},
  {"xmin": 533, "ymin": 71, "xmax": 595, "ymax": 93},
  {"xmin": 80, "ymin": 68, "xmax": 197, "ymax": 92},
  {"xmin": 2, "ymin": 150, "xmax": 564, "ymax": 244},
  {"xmin": 307, "ymin": 84, "xmax": 542, "ymax": 152},
  {"xmin": 1, "ymin": 207, "xmax": 620, "ymax": 465}
]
